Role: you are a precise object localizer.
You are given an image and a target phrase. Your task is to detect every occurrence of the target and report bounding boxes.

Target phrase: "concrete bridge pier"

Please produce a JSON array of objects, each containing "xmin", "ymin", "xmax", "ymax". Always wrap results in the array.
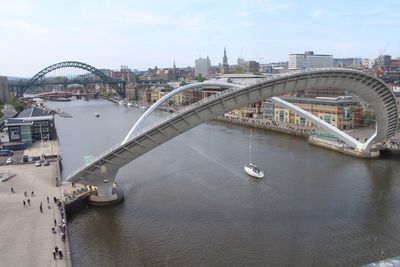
[{"xmin": 88, "ymin": 168, "xmax": 124, "ymax": 205}]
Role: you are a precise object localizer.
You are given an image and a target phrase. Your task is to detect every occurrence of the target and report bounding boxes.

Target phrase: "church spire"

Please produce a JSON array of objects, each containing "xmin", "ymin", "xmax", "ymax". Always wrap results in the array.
[
  {"xmin": 222, "ymin": 47, "xmax": 229, "ymax": 74},
  {"xmin": 223, "ymin": 46, "xmax": 228, "ymax": 66}
]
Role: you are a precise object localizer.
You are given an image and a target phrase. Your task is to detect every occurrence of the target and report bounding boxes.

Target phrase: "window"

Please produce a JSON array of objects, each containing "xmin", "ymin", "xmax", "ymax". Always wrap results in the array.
[
  {"xmin": 34, "ymin": 122, "xmax": 41, "ymax": 127},
  {"xmin": 42, "ymin": 128, "xmax": 49, "ymax": 133},
  {"xmin": 41, "ymin": 121, "xmax": 48, "ymax": 126},
  {"xmin": 9, "ymin": 127, "xmax": 20, "ymax": 140}
]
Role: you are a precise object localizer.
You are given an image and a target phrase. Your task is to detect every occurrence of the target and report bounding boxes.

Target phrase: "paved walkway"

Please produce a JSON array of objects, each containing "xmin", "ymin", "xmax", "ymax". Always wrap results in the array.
[{"xmin": 0, "ymin": 162, "xmax": 70, "ymax": 266}]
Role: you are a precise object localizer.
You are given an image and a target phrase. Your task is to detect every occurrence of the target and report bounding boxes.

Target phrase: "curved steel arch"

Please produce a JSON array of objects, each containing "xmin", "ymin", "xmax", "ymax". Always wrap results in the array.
[
  {"xmin": 67, "ymin": 68, "xmax": 398, "ymax": 194},
  {"xmin": 19, "ymin": 61, "xmax": 126, "ymax": 97},
  {"xmin": 122, "ymin": 81, "xmax": 241, "ymax": 144}
]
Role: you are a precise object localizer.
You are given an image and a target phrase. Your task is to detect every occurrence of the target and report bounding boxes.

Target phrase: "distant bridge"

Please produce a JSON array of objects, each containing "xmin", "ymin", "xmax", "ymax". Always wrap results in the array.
[
  {"xmin": 65, "ymin": 68, "xmax": 398, "ymax": 203},
  {"xmin": 9, "ymin": 61, "xmax": 126, "ymax": 97}
]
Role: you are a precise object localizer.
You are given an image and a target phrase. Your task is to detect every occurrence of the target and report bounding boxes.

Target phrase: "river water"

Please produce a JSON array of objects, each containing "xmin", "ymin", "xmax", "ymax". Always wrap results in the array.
[{"xmin": 47, "ymin": 99, "xmax": 400, "ymax": 266}]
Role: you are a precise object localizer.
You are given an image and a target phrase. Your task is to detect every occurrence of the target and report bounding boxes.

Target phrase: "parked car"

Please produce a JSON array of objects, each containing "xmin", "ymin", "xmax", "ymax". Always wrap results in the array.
[
  {"xmin": 6, "ymin": 158, "xmax": 13, "ymax": 164},
  {"xmin": 0, "ymin": 149, "xmax": 13, "ymax": 156},
  {"xmin": 35, "ymin": 161, "xmax": 41, "ymax": 167},
  {"xmin": 43, "ymin": 160, "xmax": 49, "ymax": 166}
]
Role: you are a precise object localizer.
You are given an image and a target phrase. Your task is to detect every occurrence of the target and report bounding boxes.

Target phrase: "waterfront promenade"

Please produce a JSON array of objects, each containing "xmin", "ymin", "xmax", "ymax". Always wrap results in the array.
[{"xmin": 0, "ymin": 142, "xmax": 70, "ymax": 266}]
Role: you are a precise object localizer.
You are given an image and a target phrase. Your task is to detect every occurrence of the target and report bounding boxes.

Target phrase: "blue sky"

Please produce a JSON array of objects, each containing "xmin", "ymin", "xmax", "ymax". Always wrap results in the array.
[{"xmin": 0, "ymin": 0, "xmax": 399, "ymax": 76}]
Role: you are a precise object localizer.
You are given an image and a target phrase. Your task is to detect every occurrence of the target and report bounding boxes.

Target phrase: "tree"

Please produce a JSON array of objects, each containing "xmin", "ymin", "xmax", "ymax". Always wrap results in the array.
[
  {"xmin": 14, "ymin": 100, "xmax": 25, "ymax": 112},
  {"xmin": 6, "ymin": 94, "xmax": 15, "ymax": 105},
  {"xmin": 193, "ymin": 74, "xmax": 205, "ymax": 82}
]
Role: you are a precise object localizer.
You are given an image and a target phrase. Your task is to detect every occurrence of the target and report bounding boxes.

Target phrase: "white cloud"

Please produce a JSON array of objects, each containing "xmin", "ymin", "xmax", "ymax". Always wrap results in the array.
[
  {"xmin": 310, "ymin": 9, "xmax": 327, "ymax": 17},
  {"xmin": 0, "ymin": 20, "xmax": 47, "ymax": 34},
  {"xmin": 263, "ymin": 1, "xmax": 293, "ymax": 13},
  {"xmin": 234, "ymin": 11, "xmax": 249, "ymax": 18},
  {"xmin": 365, "ymin": 19, "xmax": 400, "ymax": 27},
  {"xmin": 113, "ymin": 10, "xmax": 171, "ymax": 25}
]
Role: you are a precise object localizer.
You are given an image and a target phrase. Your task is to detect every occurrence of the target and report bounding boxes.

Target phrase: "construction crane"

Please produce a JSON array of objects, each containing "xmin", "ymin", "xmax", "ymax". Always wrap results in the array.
[{"xmin": 379, "ymin": 42, "xmax": 390, "ymax": 56}]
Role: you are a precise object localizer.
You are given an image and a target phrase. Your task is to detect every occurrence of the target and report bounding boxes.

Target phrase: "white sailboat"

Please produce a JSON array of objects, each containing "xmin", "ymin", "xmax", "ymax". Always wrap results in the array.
[{"xmin": 244, "ymin": 129, "xmax": 264, "ymax": 178}]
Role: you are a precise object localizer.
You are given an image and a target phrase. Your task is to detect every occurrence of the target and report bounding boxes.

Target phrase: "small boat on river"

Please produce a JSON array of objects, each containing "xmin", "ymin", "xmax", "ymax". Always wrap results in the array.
[{"xmin": 244, "ymin": 129, "xmax": 264, "ymax": 178}]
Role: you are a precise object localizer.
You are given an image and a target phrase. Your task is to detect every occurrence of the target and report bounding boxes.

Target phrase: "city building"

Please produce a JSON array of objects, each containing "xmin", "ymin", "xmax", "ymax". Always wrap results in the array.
[
  {"xmin": 392, "ymin": 58, "xmax": 400, "ymax": 70},
  {"xmin": 288, "ymin": 51, "xmax": 333, "ymax": 69},
  {"xmin": 0, "ymin": 76, "xmax": 10, "ymax": 103},
  {"xmin": 195, "ymin": 57, "xmax": 211, "ymax": 76},
  {"xmin": 242, "ymin": 61, "xmax": 260, "ymax": 73},
  {"xmin": 272, "ymin": 96, "xmax": 362, "ymax": 130},
  {"xmin": 237, "ymin": 58, "xmax": 244, "ymax": 66},
  {"xmin": 261, "ymin": 100, "xmax": 275, "ymax": 118},
  {"xmin": 375, "ymin": 55, "xmax": 392, "ymax": 72},
  {"xmin": 4, "ymin": 107, "xmax": 56, "ymax": 148},
  {"xmin": 221, "ymin": 47, "xmax": 229, "ymax": 75},
  {"xmin": 362, "ymin": 58, "xmax": 374, "ymax": 69},
  {"xmin": 333, "ymin": 58, "xmax": 362, "ymax": 67}
]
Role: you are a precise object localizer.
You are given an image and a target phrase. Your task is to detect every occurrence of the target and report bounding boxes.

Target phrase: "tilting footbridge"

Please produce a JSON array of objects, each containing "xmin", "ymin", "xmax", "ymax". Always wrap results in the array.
[{"xmin": 65, "ymin": 68, "xmax": 398, "ymax": 202}]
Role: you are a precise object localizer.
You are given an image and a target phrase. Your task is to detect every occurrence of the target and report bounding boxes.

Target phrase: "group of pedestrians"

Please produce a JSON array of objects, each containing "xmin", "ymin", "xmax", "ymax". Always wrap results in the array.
[
  {"xmin": 11, "ymin": 186, "xmax": 67, "ymax": 261},
  {"xmin": 17, "ymin": 188, "xmax": 36, "ymax": 209},
  {"xmin": 51, "ymin": 195, "xmax": 68, "ymax": 258}
]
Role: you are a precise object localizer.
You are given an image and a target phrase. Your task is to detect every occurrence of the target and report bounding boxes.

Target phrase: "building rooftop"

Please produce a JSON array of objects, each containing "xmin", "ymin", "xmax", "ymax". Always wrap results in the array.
[
  {"xmin": 289, "ymin": 54, "xmax": 332, "ymax": 57},
  {"xmin": 18, "ymin": 107, "xmax": 51, "ymax": 118},
  {"xmin": 4, "ymin": 118, "xmax": 33, "ymax": 126}
]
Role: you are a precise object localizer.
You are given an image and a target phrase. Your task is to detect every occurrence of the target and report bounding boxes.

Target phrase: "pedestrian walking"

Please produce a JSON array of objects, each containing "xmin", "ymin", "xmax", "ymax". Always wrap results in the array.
[
  {"xmin": 31, "ymin": 191, "xmax": 34, "ymax": 197},
  {"xmin": 58, "ymin": 250, "xmax": 63, "ymax": 259},
  {"xmin": 47, "ymin": 196, "xmax": 49, "ymax": 203},
  {"xmin": 52, "ymin": 250, "xmax": 57, "ymax": 260},
  {"xmin": 54, "ymin": 218, "xmax": 57, "ymax": 226},
  {"xmin": 24, "ymin": 191, "xmax": 27, "ymax": 197},
  {"xmin": 40, "ymin": 202, "xmax": 43, "ymax": 213},
  {"xmin": 11, "ymin": 187, "xmax": 15, "ymax": 194},
  {"xmin": 55, "ymin": 246, "xmax": 59, "ymax": 253},
  {"xmin": 23, "ymin": 200, "xmax": 26, "ymax": 207},
  {"xmin": 27, "ymin": 199, "xmax": 31, "ymax": 206}
]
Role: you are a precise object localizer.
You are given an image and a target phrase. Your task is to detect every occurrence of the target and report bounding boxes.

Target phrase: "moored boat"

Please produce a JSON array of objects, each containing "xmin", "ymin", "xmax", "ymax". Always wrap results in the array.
[{"xmin": 244, "ymin": 129, "xmax": 264, "ymax": 178}]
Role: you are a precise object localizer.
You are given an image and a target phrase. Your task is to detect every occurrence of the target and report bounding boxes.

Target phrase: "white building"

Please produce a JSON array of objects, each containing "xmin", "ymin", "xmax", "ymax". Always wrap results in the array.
[
  {"xmin": 195, "ymin": 57, "xmax": 211, "ymax": 76},
  {"xmin": 288, "ymin": 51, "xmax": 333, "ymax": 70}
]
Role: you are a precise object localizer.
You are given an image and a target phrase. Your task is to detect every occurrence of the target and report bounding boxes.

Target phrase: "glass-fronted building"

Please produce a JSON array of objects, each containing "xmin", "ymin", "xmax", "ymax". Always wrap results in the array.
[{"xmin": 4, "ymin": 107, "xmax": 56, "ymax": 148}]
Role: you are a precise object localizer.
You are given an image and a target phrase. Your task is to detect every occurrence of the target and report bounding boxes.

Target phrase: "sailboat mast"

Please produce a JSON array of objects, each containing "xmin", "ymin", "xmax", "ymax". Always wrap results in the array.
[{"xmin": 249, "ymin": 129, "xmax": 252, "ymax": 163}]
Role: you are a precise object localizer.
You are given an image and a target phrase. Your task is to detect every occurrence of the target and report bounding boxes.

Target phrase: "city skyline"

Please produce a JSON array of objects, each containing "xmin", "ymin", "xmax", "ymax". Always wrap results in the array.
[{"xmin": 0, "ymin": 0, "xmax": 399, "ymax": 77}]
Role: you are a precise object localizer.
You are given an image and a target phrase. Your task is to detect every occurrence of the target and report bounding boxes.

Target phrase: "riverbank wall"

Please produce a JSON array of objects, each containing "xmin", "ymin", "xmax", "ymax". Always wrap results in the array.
[
  {"xmin": 308, "ymin": 136, "xmax": 380, "ymax": 158},
  {"xmin": 214, "ymin": 116, "xmax": 309, "ymax": 138},
  {"xmin": 215, "ymin": 116, "xmax": 383, "ymax": 159}
]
